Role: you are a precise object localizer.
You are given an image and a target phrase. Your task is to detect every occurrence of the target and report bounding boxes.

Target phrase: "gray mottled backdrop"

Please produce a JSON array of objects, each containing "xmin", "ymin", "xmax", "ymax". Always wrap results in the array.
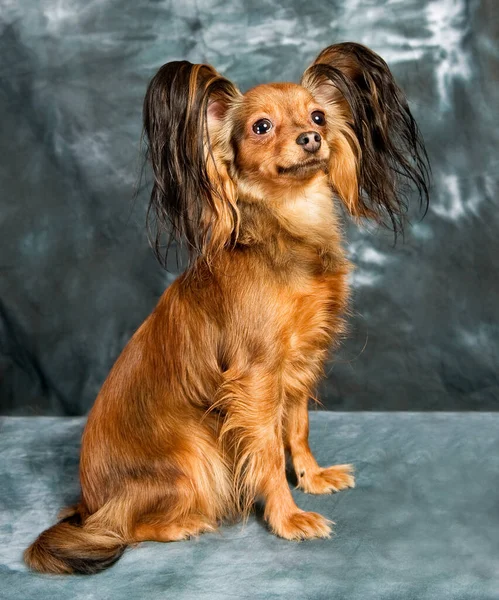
[{"xmin": 0, "ymin": 0, "xmax": 497, "ymax": 415}]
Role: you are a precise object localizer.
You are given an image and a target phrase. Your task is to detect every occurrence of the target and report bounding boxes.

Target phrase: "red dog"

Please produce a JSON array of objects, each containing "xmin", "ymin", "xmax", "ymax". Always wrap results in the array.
[{"xmin": 25, "ymin": 42, "xmax": 429, "ymax": 574}]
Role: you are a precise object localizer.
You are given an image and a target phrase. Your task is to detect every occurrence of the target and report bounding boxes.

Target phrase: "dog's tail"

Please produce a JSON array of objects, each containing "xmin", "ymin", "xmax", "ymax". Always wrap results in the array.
[{"xmin": 24, "ymin": 506, "xmax": 126, "ymax": 575}]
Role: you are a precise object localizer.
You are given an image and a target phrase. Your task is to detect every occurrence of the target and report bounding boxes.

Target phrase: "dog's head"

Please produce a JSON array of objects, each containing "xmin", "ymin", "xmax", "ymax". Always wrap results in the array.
[
  {"xmin": 227, "ymin": 83, "xmax": 330, "ymax": 194},
  {"xmin": 143, "ymin": 43, "xmax": 430, "ymax": 264}
]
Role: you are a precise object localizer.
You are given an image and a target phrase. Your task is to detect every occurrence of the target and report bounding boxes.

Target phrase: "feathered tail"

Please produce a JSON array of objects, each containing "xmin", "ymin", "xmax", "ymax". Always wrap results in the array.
[{"xmin": 24, "ymin": 507, "xmax": 126, "ymax": 575}]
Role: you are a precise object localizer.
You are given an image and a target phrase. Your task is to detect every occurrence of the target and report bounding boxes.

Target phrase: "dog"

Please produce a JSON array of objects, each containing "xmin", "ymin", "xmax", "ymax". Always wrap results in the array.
[{"xmin": 25, "ymin": 42, "xmax": 429, "ymax": 574}]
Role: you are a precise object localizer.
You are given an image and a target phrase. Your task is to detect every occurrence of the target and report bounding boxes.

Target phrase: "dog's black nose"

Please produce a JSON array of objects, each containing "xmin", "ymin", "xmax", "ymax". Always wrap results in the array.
[{"xmin": 296, "ymin": 131, "xmax": 321, "ymax": 153}]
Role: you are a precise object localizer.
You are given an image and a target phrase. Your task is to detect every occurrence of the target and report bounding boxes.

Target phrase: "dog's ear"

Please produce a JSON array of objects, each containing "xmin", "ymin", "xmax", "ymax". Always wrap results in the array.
[
  {"xmin": 302, "ymin": 42, "xmax": 430, "ymax": 232},
  {"xmin": 143, "ymin": 61, "xmax": 241, "ymax": 266}
]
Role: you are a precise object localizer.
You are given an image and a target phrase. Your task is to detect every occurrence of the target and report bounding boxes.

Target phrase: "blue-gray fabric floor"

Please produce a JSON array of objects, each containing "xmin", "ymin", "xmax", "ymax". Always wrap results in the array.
[{"xmin": 0, "ymin": 412, "xmax": 498, "ymax": 599}]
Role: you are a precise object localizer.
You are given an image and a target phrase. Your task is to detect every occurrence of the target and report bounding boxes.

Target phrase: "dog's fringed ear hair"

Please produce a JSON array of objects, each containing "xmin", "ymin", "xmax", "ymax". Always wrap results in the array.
[
  {"xmin": 143, "ymin": 61, "xmax": 241, "ymax": 266},
  {"xmin": 301, "ymin": 42, "xmax": 430, "ymax": 233}
]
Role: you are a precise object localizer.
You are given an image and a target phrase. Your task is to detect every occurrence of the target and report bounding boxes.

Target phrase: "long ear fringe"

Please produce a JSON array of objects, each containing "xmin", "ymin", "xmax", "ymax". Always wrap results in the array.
[
  {"xmin": 143, "ymin": 61, "xmax": 240, "ymax": 267},
  {"xmin": 303, "ymin": 43, "xmax": 430, "ymax": 235}
]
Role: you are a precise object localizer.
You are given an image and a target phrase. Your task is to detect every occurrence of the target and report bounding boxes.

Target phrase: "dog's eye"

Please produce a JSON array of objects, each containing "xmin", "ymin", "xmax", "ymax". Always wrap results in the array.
[
  {"xmin": 252, "ymin": 119, "xmax": 273, "ymax": 135},
  {"xmin": 311, "ymin": 111, "xmax": 326, "ymax": 126}
]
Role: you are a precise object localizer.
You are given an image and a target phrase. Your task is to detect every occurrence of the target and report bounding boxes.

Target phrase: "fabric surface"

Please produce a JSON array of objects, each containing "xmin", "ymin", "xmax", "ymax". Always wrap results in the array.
[
  {"xmin": 1, "ymin": 0, "xmax": 498, "ymax": 414},
  {"xmin": 1, "ymin": 412, "xmax": 498, "ymax": 599}
]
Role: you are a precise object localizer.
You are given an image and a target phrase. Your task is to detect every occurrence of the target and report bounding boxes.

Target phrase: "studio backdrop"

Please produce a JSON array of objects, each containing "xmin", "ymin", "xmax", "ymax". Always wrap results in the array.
[{"xmin": 0, "ymin": 0, "xmax": 497, "ymax": 415}]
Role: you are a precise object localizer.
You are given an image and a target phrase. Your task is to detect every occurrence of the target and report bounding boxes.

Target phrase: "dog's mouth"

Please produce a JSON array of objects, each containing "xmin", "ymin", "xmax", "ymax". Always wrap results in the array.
[{"xmin": 277, "ymin": 159, "xmax": 328, "ymax": 176}]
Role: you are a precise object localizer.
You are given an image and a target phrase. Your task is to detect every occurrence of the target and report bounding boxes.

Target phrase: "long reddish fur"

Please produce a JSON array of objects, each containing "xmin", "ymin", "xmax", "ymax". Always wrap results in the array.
[{"xmin": 25, "ymin": 43, "xmax": 428, "ymax": 574}]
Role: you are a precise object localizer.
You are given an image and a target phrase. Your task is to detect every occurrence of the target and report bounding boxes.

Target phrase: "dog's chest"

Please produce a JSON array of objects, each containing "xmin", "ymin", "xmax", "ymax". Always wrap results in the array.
[
  {"xmin": 280, "ymin": 269, "xmax": 349, "ymax": 399},
  {"xmin": 289, "ymin": 273, "xmax": 345, "ymax": 348}
]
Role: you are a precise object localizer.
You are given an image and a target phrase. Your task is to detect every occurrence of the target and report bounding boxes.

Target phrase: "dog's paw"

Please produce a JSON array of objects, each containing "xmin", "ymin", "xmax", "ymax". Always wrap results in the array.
[
  {"xmin": 298, "ymin": 464, "xmax": 355, "ymax": 495},
  {"xmin": 270, "ymin": 511, "xmax": 332, "ymax": 540}
]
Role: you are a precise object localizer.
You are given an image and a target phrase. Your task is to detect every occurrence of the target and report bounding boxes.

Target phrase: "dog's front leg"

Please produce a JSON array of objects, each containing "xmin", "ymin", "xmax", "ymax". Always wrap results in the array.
[
  {"xmin": 284, "ymin": 398, "xmax": 355, "ymax": 494},
  {"xmin": 219, "ymin": 371, "xmax": 331, "ymax": 540},
  {"xmin": 261, "ymin": 433, "xmax": 332, "ymax": 540}
]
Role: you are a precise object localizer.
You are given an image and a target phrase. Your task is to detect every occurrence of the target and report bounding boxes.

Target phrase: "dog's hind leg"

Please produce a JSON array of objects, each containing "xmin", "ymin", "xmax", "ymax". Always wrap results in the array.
[
  {"xmin": 133, "ymin": 514, "xmax": 216, "ymax": 542},
  {"xmin": 128, "ymin": 422, "xmax": 232, "ymax": 544}
]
